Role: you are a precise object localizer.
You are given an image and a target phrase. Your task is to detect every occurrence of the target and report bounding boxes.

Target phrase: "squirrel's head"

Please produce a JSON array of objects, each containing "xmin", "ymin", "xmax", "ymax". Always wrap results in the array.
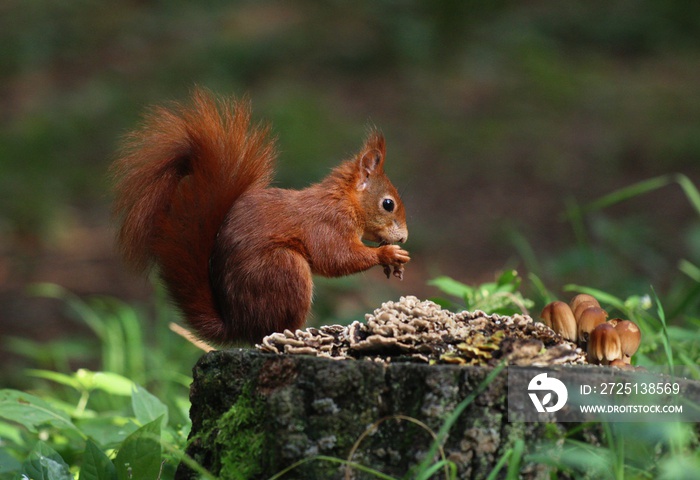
[{"xmin": 355, "ymin": 131, "xmax": 408, "ymax": 245}]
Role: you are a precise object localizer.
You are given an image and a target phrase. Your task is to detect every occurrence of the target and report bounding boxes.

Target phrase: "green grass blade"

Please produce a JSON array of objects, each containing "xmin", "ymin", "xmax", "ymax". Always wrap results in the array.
[
  {"xmin": 267, "ymin": 455, "xmax": 398, "ymax": 480},
  {"xmin": 26, "ymin": 369, "xmax": 81, "ymax": 390},
  {"xmin": 563, "ymin": 284, "xmax": 625, "ymax": 311},
  {"xmin": 564, "ymin": 196, "xmax": 590, "ymax": 249},
  {"xmin": 581, "ymin": 175, "xmax": 673, "ymax": 213},
  {"xmin": 505, "ymin": 439, "xmax": 524, "ymax": 479},
  {"xmin": 650, "ymin": 288, "xmax": 674, "ymax": 370},
  {"xmin": 105, "ymin": 299, "xmax": 146, "ymax": 384},
  {"xmin": 508, "ymin": 229, "xmax": 543, "ymax": 275},
  {"xmin": 413, "ymin": 459, "xmax": 456, "ymax": 480},
  {"xmin": 679, "ymin": 259, "xmax": 700, "ymax": 282},
  {"xmin": 572, "ymin": 173, "xmax": 699, "ymax": 220},
  {"xmin": 29, "ymin": 283, "xmax": 106, "ymax": 339},
  {"xmin": 674, "ymin": 173, "xmax": 700, "ymax": 217},
  {"xmin": 485, "ymin": 447, "xmax": 511, "ymax": 480},
  {"xmin": 527, "ymin": 273, "xmax": 555, "ymax": 305}
]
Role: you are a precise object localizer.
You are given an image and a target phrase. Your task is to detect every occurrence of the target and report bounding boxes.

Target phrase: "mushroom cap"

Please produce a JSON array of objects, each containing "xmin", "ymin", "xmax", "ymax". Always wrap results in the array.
[
  {"xmin": 587, "ymin": 323, "xmax": 622, "ymax": 365},
  {"xmin": 577, "ymin": 306, "xmax": 608, "ymax": 345},
  {"xmin": 569, "ymin": 294, "xmax": 600, "ymax": 316},
  {"xmin": 614, "ymin": 320, "xmax": 641, "ymax": 359},
  {"xmin": 540, "ymin": 301, "xmax": 577, "ymax": 342},
  {"xmin": 573, "ymin": 301, "xmax": 600, "ymax": 322},
  {"xmin": 609, "ymin": 358, "xmax": 631, "ymax": 368}
]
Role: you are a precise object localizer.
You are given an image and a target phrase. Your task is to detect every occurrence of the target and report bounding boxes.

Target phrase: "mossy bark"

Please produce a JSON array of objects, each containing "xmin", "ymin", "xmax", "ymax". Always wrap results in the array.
[{"xmin": 176, "ymin": 349, "xmax": 582, "ymax": 479}]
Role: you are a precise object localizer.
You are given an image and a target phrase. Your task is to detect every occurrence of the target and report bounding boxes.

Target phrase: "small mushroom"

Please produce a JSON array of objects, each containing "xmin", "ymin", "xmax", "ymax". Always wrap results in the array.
[
  {"xmin": 540, "ymin": 301, "xmax": 577, "ymax": 342},
  {"xmin": 577, "ymin": 306, "xmax": 608, "ymax": 348},
  {"xmin": 607, "ymin": 318, "xmax": 621, "ymax": 327},
  {"xmin": 609, "ymin": 358, "xmax": 632, "ymax": 369},
  {"xmin": 614, "ymin": 320, "xmax": 641, "ymax": 363},
  {"xmin": 587, "ymin": 323, "xmax": 622, "ymax": 365},
  {"xmin": 569, "ymin": 294, "xmax": 600, "ymax": 316},
  {"xmin": 573, "ymin": 301, "xmax": 601, "ymax": 322}
]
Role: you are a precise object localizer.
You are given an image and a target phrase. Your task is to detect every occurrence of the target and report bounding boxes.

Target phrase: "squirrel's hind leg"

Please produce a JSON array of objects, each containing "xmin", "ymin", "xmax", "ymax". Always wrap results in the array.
[
  {"xmin": 264, "ymin": 248, "xmax": 313, "ymax": 335},
  {"xmin": 224, "ymin": 248, "xmax": 313, "ymax": 343}
]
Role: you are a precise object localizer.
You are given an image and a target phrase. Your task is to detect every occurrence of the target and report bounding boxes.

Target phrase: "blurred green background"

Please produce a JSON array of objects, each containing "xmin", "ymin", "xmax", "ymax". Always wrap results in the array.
[{"xmin": 2, "ymin": 0, "xmax": 700, "ymax": 372}]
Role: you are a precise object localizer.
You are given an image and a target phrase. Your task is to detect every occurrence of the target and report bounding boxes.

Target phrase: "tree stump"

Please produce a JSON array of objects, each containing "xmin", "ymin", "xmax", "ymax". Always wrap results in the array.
[
  {"xmin": 175, "ymin": 297, "xmax": 700, "ymax": 478},
  {"xmin": 176, "ymin": 349, "xmax": 588, "ymax": 479}
]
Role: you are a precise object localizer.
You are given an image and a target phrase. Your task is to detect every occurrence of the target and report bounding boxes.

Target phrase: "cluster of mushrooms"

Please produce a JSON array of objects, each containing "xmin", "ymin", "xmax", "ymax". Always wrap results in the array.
[{"xmin": 540, "ymin": 294, "xmax": 641, "ymax": 367}]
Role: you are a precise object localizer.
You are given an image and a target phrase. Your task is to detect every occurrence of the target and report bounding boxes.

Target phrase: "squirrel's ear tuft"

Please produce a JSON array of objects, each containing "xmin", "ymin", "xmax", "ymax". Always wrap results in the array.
[
  {"xmin": 363, "ymin": 129, "xmax": 386, "ymax": 157},
  {"xmin": 356, "ymin": 129, "xmax": 385, "ymax": 191}
]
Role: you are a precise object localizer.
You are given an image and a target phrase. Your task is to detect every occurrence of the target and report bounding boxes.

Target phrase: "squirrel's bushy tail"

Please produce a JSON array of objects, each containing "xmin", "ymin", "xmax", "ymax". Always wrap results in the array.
[{"xmin": 112, "ymin": 89, "xmax": 275, "ymax": 343}]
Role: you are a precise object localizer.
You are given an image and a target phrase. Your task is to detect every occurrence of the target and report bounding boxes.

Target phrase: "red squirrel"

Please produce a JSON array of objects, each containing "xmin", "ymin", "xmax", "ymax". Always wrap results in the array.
[{"xmin": 112, "ymin": 89, "xmax": 409, "ymax": 345}]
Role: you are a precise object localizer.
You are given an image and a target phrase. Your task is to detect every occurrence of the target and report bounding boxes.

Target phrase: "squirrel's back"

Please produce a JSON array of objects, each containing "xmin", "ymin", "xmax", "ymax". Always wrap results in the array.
[{"xmin": 112, "ymin": 89, "xmax": 276, "ymax": 343}]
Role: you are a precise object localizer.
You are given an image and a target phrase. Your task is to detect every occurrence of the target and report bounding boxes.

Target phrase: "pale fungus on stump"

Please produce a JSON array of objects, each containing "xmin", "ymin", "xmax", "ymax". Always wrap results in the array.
[
  {"xmin": 259, "ymin": 295, "xmax": 642, "ymax": 369},
  {"xmin": 258, "ymin": 296, "xmax": 587, "ymax": 366}
]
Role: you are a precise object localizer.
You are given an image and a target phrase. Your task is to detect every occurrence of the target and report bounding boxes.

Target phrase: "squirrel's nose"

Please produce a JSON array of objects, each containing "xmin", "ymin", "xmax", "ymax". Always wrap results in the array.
[
  {"xmin": 393, "ymin": 221, "xmax": 408, "ymax": 243},
  {"xmin": 398, "ymin": 229, "xmax": 408, "ymax": 244}
]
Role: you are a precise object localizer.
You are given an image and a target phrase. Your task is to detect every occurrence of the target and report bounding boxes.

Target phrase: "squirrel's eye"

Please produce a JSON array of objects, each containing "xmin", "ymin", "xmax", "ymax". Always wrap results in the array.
[{"xmin": 382, "ymin": 198, "xmax": 395, "ymax": 212}]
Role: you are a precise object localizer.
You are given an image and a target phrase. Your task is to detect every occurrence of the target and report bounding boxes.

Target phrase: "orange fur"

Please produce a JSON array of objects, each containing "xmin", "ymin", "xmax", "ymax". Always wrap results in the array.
[{"xmin": 112, "ymin": 89, "xmax": 409, "ymax": 345}]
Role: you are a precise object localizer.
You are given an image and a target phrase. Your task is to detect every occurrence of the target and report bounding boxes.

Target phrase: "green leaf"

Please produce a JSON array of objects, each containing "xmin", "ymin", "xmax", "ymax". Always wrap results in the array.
[
  {"xmin": 76, "ymin": 417, "xmax": 140, "ymax": 449},
  {"xmin": 74, "ymin": 369, "xmax": 136, "ymax": 396},
  {"xmin": 114, "ymin": 417, "xmax": 163, "ymax": 480},
  {"xmin": 89, "ymin": 371, "xmax": 137, "ymax": 396},
  {"xmin": 0, "ymin": 447, "xmax": 21, "ymax": 474},
  {"xmin": 428, "ymin": 276, "xmax": 473, "ymax": 299},
  {"xmin": 21, "ymin": 442, "xmax": 73, "ymax": 480},
  {"xmin": 496, "ymin": 269, "xmax": 518, "ymax": 287},
  {"xmin": 80, "ymin": 439, "xmax": 117, "ymax": 480},
  {"xmin": 131, "ymin": 385, "xmax": 169, "ymax": 428},
  {"xmin": 0, "ymin": 389, "xmax": 81, "ymax": 436}
]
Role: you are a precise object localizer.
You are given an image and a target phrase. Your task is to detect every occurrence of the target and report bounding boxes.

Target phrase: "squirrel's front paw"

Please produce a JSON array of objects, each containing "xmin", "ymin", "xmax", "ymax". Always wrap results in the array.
[
  {"xmin": 378, "ymin": 244, "xmax": 410, "ymax": 265},
  {"xmin": 378, "ymin": 244, "xmax": 410, "ymax": 280}
]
